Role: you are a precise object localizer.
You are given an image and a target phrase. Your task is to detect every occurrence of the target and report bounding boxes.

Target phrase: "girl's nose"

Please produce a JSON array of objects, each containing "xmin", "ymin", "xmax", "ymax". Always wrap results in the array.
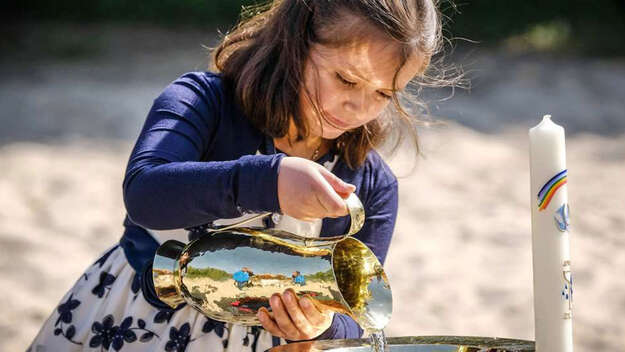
[{"xmin": 343, "ymin": 90, "xmax": 370, "ymax": 123}]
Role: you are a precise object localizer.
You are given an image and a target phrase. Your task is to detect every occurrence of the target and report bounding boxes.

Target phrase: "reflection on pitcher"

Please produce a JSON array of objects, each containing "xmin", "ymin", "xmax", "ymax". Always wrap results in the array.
[
  {"xmin": 233, "ymin": 267, "xmax": 253, "ymax": 289},
  {"xmin": 292, "ymin": 271, "xmax": 306, "ymax": 286},
  {"xmin": 152, "ymin": 227, "xmax": 392, "ymax": 330}
]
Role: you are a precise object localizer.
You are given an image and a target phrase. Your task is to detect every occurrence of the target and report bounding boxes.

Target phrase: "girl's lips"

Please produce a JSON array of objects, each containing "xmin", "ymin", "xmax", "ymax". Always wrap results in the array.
[{"xmin": 322, "ymin": 111, "xmax": 350, "ymax": 130}]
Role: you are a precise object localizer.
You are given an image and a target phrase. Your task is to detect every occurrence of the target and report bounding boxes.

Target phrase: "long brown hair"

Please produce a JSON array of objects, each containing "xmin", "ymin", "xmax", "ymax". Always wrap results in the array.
[{"xmin": 209, "ymin": 0, "xmax": 454, "ymax": 169}]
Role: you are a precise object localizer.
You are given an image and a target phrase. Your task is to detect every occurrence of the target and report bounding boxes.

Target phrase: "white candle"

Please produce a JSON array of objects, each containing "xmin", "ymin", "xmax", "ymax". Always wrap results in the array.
[{"xmin": 529, "ymin": 115, "xmax": 574, "ymax": 352}]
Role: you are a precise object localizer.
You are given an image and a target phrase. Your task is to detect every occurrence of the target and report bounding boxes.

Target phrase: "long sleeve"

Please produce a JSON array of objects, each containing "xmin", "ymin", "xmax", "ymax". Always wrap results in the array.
[
  {"xmin": 123, "ymin": 72, "xmax": 284, "ymax": 230},
  {"xmin": 314, "ymin": 178, "xmax": 399, "ymax": 340},
  {"xmin": 312, "ymin": 313, "xmax": 364, "ymax": 340}
]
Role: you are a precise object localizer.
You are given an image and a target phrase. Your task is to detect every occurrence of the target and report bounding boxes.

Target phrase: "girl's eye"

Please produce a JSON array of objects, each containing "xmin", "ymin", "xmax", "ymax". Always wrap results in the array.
[
  {"xmin": 336, "ymin": 72, "xmax": 356, "ymax": 87},
  {"xmin": 379, "ymin": 92, "xmax": 392, "ymax": 100},
  {"xmin": 336, "ymin": 72, "xmax": 392, "ymax": 100}
]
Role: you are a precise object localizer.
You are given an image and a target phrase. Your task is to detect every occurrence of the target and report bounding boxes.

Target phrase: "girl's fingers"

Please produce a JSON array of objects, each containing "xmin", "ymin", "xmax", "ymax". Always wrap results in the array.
[
  {"xmin": 315, "ymin": 175, "xmax": 349, "ymax": 217},
  {"xmin": 299, "ymin": 296, "xmax": 325, "ymax": 326},
  {"xmin": 319, "ymin": 167, "xmax": 355, "ymax": 197},
  {"xmin": 269, "ymin": 294, "xmax": 300, "ymax": 338},
  {"xmin": 258, "ymin": 307, "xmax": 285, "ymax": 339},
  {"xmin": 259, "ymin": 293, "xmax": 332, "ymax": 341},
  {"xmin": 278, "ymin": 157, "xmax": 355, "ymax": 221},
  {"xmin": 282, "ymin": 290, "xmax": 315, "ymax": 337}
]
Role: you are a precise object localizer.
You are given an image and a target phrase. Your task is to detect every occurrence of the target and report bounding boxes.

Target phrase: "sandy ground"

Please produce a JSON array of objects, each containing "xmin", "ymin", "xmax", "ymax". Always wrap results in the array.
[{"xmin": 1, "ymin": 24, "xmax": 624, "ymax": 351}]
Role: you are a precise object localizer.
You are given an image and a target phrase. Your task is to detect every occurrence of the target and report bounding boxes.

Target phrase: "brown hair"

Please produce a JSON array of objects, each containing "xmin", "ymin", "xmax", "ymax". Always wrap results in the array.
[{"xmin": 209, "ymin": 0, "xmax": 456, "ymax": 169}]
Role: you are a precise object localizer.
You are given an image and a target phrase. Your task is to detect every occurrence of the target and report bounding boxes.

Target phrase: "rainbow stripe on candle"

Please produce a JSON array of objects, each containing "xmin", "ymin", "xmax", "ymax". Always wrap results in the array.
[{"xmin": 537, "ymin": 169, "xmax": 567, "ymax": 211}]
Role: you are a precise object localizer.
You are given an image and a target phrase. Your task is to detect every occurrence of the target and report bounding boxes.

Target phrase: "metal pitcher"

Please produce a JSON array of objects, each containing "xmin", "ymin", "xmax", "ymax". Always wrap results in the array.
[{"xmin": 152, "ymin": 193, "xmax": 392, "ymax": 331}]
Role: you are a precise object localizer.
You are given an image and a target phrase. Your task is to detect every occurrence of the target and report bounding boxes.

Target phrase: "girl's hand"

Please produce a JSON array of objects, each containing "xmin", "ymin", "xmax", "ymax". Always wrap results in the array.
[
  {"xmin": 277, "ymin": 156, "xmax": 356, "ymax": 221},
  {"xmin": 258, "ymin": 289, "xmax": 334, "ymax": 341}
]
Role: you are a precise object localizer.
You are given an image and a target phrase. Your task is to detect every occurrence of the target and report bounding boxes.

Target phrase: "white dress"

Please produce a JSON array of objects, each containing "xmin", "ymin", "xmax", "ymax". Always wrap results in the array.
[{"xmin": 28, "ymin": 156, "xmax": 339, "ymax": 352}]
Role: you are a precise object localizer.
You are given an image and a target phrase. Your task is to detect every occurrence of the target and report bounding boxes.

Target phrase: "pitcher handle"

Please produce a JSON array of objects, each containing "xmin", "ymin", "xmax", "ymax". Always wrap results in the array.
[{"xmin": 344, "ymin": 192, "xmax": 365, "ymax": 236}]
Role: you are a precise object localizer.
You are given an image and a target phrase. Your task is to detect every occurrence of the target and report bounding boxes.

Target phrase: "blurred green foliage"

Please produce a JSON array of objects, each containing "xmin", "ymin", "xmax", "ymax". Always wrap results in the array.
[
  {"xmin": 186, "ymin": 267, "xmax": 231, "ymax": 281},
  {"xmin": 304, "ymin": 269, "xmax": 335, "ymax": 282},
  {"xmin": 442, "ymin": 0, "xmax": 625, "ymax": 56},
  {"xmin": 12, "ymin": 0, "xmax": 250, "ymax": 27},
  {"xmin": 9, "ymin": 0, "xmax": 625, "ymax": 56}
]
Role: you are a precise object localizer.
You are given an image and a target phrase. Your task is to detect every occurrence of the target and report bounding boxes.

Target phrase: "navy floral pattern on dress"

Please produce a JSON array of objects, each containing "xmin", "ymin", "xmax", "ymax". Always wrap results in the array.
[
  {"xmin": 160, "ymin": 318, "xmax": 236, "ymax": 351},
  {"xmin": 248, "ymin": 326, "xmax": 261, "ymax": 350},
  {"xmin": 92, "ymin": 271, "xmax": 116, "ymax": 298},
  {"xmin": 165, "ymin": 322, "xmax": 192, "ymax": 352},
  {"xmin": 201, "ymin": 318, "xmax": 225, "ymax": 338},
  {"xmin": 137, "ymin": 318, "xmax": 158, "ymax": 342},
  {"xmin": 90, "ymin": 314, "xmax": 159, "ymax": 351},
  {"xmin": 131, "ymin": 272, "xmax": 141, "ymax": 301},
  {"xmin": 82, "ymin": 245, "xmax": 119, "ymax": 282},
  {"xmin": 94, "ymin": 245, "xmax": 119, "ymax": 268},
  {"xmin": 53, "ymin": 293, "xmax": 83, "ymax": 345},
  {"xmin": 30, "ymin": 244, "xmax": 287, "ymax": 351},
  {"xmin": 154, "ymin": 309, "xmax": 176, "ymax": 324}
]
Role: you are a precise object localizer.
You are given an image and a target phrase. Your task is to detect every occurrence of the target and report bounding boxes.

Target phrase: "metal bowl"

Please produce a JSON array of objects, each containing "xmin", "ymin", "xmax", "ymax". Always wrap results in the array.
[{"xmin": 268, "ymin": 336, "xmax": 535, "ymax": 352}]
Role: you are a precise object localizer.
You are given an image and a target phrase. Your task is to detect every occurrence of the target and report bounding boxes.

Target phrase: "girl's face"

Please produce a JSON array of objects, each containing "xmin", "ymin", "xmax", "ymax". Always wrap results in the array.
[{"xmin": 300, "ymin": 34, "xmax": 426, "ymax": 140}]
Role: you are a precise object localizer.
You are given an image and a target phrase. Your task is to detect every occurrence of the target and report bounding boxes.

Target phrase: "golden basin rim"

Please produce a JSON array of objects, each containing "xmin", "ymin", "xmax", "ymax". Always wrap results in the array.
[{"xmin": 268, "ymin": 335, "xmax": 536, "ymax": 351}]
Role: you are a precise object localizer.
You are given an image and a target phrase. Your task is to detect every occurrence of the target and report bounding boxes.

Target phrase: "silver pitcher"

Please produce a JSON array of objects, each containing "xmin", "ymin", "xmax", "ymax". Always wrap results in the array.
[{"xmin": 152, "ymin": 193, "xmax": 392, "ymax": 332}]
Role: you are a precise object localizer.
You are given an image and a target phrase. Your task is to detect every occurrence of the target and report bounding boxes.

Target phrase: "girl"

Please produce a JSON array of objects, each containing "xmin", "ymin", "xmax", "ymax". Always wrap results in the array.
[{"xmin": 29, "ymin": 0, "xmax": 444, "ymax": 350}]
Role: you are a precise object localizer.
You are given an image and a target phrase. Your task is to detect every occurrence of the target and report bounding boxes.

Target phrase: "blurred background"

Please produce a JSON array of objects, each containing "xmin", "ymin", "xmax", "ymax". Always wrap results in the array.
[{"xmin": 1, "ymin": 0, "xmax": 624, "ymax": 350}]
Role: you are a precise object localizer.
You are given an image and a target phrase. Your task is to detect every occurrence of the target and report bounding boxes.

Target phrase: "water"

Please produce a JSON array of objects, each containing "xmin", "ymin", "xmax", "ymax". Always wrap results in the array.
[{"xmin": 369, "ymin": 329, "xmax": 387, "ymax": 352}]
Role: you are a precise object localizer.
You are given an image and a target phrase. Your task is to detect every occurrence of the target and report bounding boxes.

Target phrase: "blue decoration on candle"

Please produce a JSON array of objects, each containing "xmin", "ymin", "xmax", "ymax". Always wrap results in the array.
[{"xmin": 554, "ymin": 203, "xmax": 571, "ymax": 232}]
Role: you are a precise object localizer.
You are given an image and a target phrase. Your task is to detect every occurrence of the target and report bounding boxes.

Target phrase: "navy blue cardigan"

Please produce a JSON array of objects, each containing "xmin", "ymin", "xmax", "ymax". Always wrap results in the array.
[{"xmin": 119, "ymin": 71, "xmax": 398, "ymax": 341}]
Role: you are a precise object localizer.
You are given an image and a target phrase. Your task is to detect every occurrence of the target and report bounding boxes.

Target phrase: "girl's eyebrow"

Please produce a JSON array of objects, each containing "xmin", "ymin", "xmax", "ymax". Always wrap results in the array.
[{"xmin": 344, "ymin": 65, "xmax": 397, "ymax": 92}]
